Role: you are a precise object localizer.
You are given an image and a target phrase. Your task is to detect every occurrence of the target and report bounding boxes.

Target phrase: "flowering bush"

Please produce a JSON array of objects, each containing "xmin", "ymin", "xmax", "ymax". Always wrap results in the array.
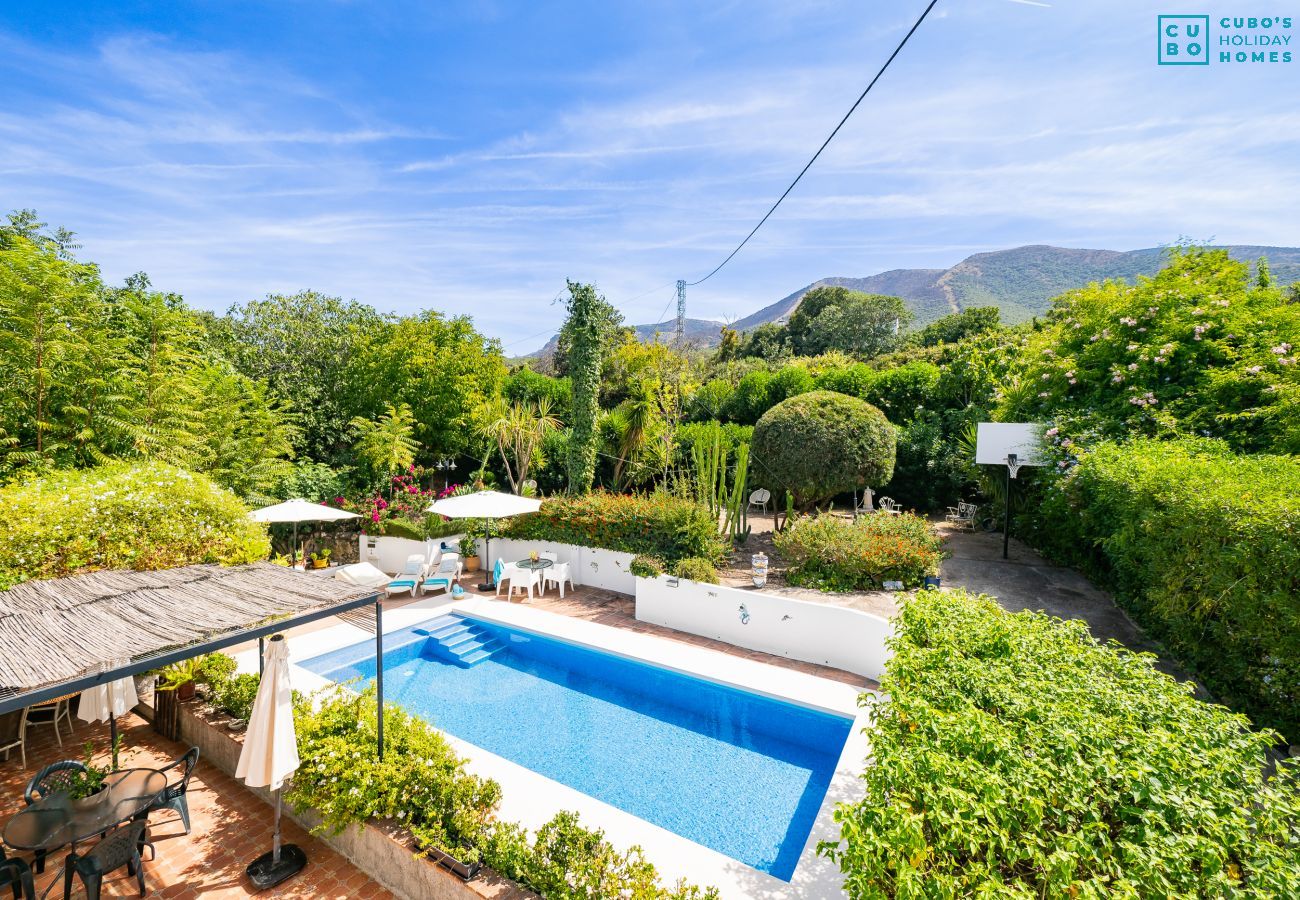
[
  {"xmin": 0, "ymin": 461, "xmax": 269, "ymax": 588},
  {"xmin": 823, "ymin": 589, "xmax": 1300, "ymax": 897},
  {"xmin": 504, "ymin": 492, "xmax": 724, "ymax": 563},
  {"xmin": 774, "ymin": 512, "xmax": 944, "ymax": 591},
  {"xmin": 1001, "ymin": 246, "xmax": 1300, "ymax": 453}
]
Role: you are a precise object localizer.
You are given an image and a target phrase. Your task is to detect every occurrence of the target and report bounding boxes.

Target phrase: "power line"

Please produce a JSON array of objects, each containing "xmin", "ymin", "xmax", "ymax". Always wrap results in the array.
[{"xmin": 685, "ymin": 0, "xmax": 941, "ymax": 288}]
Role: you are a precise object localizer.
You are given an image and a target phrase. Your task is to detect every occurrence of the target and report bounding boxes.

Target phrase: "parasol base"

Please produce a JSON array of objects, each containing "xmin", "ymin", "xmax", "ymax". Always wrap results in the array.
[
  {"xmin": 477, "ymin": 582, "xmax": 494, "ymax": 592},
  {"xmin": 246, "ymin": 844, "xmax": 307, "ymax": 890}
]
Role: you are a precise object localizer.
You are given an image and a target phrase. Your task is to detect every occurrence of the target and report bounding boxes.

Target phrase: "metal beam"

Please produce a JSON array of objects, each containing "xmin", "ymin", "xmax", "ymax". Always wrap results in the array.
[
  {"xmin": 375, "ymin": 599, "xmax": 384, "ymax": 761},
  {"xmin": 0, "ymin": 590, "xmax": 383, "ymax": 717}
]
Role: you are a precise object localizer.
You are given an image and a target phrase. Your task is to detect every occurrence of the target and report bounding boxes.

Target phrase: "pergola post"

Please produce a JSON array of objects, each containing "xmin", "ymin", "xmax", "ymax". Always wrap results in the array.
[{"xmin": 375, "ymin": 598, "xmax": 384, "ymax": 761}]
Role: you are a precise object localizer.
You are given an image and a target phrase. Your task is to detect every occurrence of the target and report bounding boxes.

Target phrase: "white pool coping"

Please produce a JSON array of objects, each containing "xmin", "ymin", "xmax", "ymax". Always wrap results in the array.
[{"xmin": 232, "ymin": 595, "xmax": 871, "ymax": 899}]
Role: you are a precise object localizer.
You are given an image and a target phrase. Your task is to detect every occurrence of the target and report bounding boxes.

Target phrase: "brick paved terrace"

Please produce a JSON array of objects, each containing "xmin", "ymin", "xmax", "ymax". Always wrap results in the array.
[{"xmin": 0, "ymin": 712, "xmax": 393, "ymax": 899}]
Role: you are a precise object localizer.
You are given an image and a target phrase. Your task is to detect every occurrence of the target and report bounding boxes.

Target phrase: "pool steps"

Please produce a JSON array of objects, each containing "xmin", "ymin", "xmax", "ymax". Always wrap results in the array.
[{"xmin": 424, "ymin": 618, "xmax": 503, "ymax": 667}]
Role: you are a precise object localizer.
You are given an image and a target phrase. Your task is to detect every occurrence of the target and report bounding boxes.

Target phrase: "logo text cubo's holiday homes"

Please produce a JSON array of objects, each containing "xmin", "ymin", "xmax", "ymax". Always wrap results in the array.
[{"xmin": 1158, "ymin": 14, "xmax": 1293, "ymax": 65}]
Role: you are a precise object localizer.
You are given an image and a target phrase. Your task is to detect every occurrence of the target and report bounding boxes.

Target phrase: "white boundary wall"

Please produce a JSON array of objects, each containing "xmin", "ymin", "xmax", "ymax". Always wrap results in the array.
[
  {"xmin": 488, "ymin": 538, "xmax": 636, "ymax": 594},
  {"xmin": 635, "ymin": 575, "xmax": 893, "ymax": 681},
  {"xmin": 359, "ymin": 533, "xmax": 636, "ymax": 593}
]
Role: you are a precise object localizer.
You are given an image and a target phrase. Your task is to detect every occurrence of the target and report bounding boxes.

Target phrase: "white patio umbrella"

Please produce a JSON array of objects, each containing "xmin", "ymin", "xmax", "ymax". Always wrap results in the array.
[
  {"xmin": 428, "ymin": 490, "xmax": 541, "ymax": 590},
  {"xmin": 236, "ymin": 635, "xmax": 306, "ymax": 890},
  {"xmin": 77, "ymin": 660, "xmax": 138, "ymax": 769},
  {"xmin": 249, "ymin": 499, "xmax": 359, "ymax": 567}
]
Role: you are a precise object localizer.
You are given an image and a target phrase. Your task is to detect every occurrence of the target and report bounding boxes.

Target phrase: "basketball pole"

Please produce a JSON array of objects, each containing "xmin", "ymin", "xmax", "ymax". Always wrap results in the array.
[{"xmin": 1003, "ymin": 453, "xmax": 1017, "ymax": 560}]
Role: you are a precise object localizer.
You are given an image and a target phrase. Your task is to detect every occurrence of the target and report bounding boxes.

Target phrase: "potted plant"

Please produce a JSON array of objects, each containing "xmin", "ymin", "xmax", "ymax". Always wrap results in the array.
[
  {"xmin": 459, "ymin": 535, "xmax": 480, "ymax": 573},
  {"xmin": 308, "ymin": 548, "xmax": 331, "ymax": 569},
  {"xmin": 155, "ymin": 657, "xmax": 202, "ymax": 701},
  {"xmin": 68, "ymin": 743, "xmax": 111, "ymax": 803}
]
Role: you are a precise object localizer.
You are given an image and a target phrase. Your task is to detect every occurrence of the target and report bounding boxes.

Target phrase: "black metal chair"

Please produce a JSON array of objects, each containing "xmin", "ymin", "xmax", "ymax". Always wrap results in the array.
[
  {"xmin": 24, "ymin": 761, "xmax": 87, "ymax": 873},
  {"xmin": 144, "ymin": 747, "xmax": 199, "ymax": 834},
  {"xmin": 0, "ymin": 849, "xmax": 34, "ymax": 900},
  {"xmin": 63, "ymin": 820, "xmax": 153, "ymax": 900}
]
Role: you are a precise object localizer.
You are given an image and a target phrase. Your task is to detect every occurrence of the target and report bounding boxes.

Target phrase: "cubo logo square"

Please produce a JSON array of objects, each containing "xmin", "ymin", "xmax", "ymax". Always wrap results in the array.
[{"xmin": 1159, "ymin": 15, "xmax": 1211, "ymax": 64}]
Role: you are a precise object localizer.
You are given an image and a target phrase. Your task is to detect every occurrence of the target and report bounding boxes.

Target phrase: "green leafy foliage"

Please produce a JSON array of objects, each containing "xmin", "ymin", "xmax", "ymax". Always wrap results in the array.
[
  {"xmin": 774, "ymin": 512, "xmax": 943, "ymax": 590},
  {"xmin": 672, "ymin": 557, "xmax": 719, "ymax": 584},
  {"xmin": 504, "ymin": 492, "xmax": 724, "ymax": 563},
  {"xmin": 0, "ymin": 461, "xmax": 269, "ymax": 588},
  {"xmin": 1001, "ymin": 246, "xmax": 1300, "ymax": 453},
  {"xmin": 563, "ymin": 282, "xmax": 615, "ymax": 493},
  {"xmin": 823, "ymin": 589, "xmax": 1300, "ymax": 897},
  {"xmin": 287, "ymin": 688, "xmax": 717, "ymax": 898},
  {"xmin": 914, "ymin": 305, "xmax": 1001, "ymax": 347},
  {"xmin": 628, "ymin": 555, "xmax": 666, "ymax": 578},
  {"xmin": 752, "ymin": 391, "xmax": 896, "ymax": 510},
  {"xmin": 212, "ymin": 673, "xmax": 260, "ymax": 721},
  {"xmin": 788, "ymin": 286, "xmax": 913, "ymax": 358},
  {"xmin": 1028, "ymin": 437, "xmax": 1300, "ymax": 738}
]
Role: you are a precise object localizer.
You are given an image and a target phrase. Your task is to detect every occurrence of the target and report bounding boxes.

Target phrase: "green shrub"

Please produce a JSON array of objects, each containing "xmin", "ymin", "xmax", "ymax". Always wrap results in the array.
[
  {"xmin": 1029, "ymin": 437, "xmax": 1300, "ymax": 738},
  {"xmin": 774, "ymin": 512, "xmax": 943, "ymax": 591},
  {"xmin": 726, "ymin": 370, "xmax": 773, "ymax": 424},
  {"xmin": 673, "ymin": 421, "xmax": 752, "ymax": 468},
  {"xmin": 288, "ymin": 688, "xmax": 717, "ymax": 898},
  {"xmin": 197, "ymin": 653, "xmax": 238, "ymax": 687},
  {"xmin": 767, "ymin": 365, "xmax": 815, "ymax": 405},
  {"xmin": 822, "ymin": 589, "xmax": 1300, "ymax": 897},
  {"xmin": 752, "ymin": 391, "xmax": 896, "ymax": 510},
  {"xmin": 0, "ymin": 461, "xmax": 269, "ymax": 588},
  {"xmin": 504, "ymin": 492, "xmax": 723, "ymax": 564},
  {"xmin": 629, "ymin": 555, "xmax": 666, "ymax": 578},
  {"xmin": 213, "ymin": 673, "xmax": 260, "ymax": 721},
  {"xmin": 672, "ymin": 557, "xmax": 719, "ymax": 584},
  {"xmin": 686, "ymin": 379, "xmax": 734, "ymax": 422}
]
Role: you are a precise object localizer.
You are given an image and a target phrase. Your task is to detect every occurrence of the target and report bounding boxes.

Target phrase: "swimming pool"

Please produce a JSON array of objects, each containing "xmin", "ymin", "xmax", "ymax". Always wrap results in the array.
[{"xmin": 300, "ymin": 613, "xmax": 853, "ymax": 880}]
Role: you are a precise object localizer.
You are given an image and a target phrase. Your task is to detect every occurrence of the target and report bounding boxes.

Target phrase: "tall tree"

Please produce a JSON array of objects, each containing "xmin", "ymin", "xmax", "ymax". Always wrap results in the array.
[
  {"xmin": 562, "ymin": 281, "xmax": 618, "ymax": 494},
  {"xmin": 477, "ymin": 397, "xmax": 561, "ymax": 494},
  {"xmin": 789, "ymin": 286, "xmax": 912, "ymax": 358},
  {"xmin": 211, "ymin": 291, "xmax": 385, "ymax": 463}
]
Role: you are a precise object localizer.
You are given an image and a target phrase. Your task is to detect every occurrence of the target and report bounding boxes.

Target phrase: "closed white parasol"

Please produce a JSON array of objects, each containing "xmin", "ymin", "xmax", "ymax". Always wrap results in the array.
[
  {"xmin": 77, "ymin": 660, "xmax": 138, "ymax": 769},
  {"xmin": 236, "ymin": 635, "xmax": 306, "ymax": 889},
  {"xmin": 428, "ymin": 490, "xmax": 541, "ymax": 590}
]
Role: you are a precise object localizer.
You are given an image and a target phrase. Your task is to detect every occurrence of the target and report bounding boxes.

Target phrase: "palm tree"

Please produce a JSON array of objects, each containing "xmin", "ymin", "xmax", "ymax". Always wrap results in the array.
[
  {"xmin": 477, "ymin": 397, "xmax": 560, "ymax": 494},
  {"xmin": 611, "ymin": 386, "xmax": 658, "ymax": 489},
  {"xmin": 351, "ymin": 402, "xmax": 419, "ymax": 490}
]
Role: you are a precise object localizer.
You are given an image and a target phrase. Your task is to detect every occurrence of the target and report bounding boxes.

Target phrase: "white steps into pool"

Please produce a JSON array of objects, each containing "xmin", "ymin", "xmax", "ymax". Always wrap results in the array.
[{"xmin": 425, "ymin": 618, "xmax": 503, "ymax": 667}]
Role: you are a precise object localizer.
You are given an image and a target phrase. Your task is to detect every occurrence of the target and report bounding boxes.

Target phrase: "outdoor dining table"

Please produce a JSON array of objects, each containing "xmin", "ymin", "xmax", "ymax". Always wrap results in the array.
[
  {"xmin": 3, "ymin": 766, "xmax": 166, "ymax": 893},
  {"xmin": 513, "ymin": 557, "xmax": 553, "ymax": 598}
]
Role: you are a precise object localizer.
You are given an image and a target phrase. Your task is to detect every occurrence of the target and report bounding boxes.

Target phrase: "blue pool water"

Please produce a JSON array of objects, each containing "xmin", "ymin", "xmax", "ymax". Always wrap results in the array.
[{"xmin": 300, "ymin": 614, "xmax": 852, "ymax": 880}]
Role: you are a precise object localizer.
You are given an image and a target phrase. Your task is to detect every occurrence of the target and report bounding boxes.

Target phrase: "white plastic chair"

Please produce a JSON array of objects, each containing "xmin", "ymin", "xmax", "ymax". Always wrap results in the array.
[
  {"xmin": 496, "ymin": 562, "xmax": 540, "ymax": 601},
  {"xmin": 423, "ymin": 553, "xmax": 462, "ymax": 596},
  {"xmin": 385, "ymin": 553, "xmax": 429, "ymax": 597},
  {"xmin": 878, "ymin": 496, "xmax": 902, "ymax": 515},
  {"xmin": 543, "ymin": 562, "xmax": 573, "ymax": 598},
  {"xmin": 748, "ymin": 488, "xmax": 771, "ymax": 516}
]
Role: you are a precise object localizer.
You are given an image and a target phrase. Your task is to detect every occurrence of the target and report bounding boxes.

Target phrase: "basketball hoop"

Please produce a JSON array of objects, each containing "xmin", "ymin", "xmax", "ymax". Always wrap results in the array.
[{"xmin": 1005, "ymin": 453, "xmax": 1021, "ymax": 480}]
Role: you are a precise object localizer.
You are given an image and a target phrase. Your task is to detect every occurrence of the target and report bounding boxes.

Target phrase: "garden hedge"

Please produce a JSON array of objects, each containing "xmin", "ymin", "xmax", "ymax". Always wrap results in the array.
[
  {"xmin": 822, "ymin": 589, "xmax": 1300, "ymax": 897},
  {"xmin": 503, "ymin": 492, "xmax": 724, "ymax": 564},
  {"xmin": 0, "ymin": 461, "xmax": 269, "ymax": 588},
  {"xmin": 1028, "ymin": 438, "xmax": 1300, "ymax": 739}
]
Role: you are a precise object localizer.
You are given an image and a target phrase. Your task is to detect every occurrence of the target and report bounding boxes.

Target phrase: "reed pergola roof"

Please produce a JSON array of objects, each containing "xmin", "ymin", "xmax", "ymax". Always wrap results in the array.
[{"xmin": 0, "ymin": 563, "xmax": 380, "ymax": 713}]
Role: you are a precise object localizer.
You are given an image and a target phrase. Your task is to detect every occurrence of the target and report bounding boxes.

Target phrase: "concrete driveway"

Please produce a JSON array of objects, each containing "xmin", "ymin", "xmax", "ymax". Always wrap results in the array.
[{"xmin": 937, "ymin": 522, "xmax": 1197, "ymax": 685}]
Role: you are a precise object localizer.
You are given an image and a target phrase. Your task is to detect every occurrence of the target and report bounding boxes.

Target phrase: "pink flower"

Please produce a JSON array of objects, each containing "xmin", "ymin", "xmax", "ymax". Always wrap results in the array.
[{"xmin": 371, "ymin": 512, "xmax": 381, "ymax": 523}]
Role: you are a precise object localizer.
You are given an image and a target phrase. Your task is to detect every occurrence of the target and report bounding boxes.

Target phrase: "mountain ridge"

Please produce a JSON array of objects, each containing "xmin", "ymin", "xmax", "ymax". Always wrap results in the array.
[{"xmin": 524, "ymin": 244, "xmax": 1300, "ymax": 357}]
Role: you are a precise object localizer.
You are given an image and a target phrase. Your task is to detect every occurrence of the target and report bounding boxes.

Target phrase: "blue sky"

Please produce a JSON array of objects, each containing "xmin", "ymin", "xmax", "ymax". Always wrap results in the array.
[{"xmin": 2, "ymin": 1, "xmax": 1297, "ymax": 351}]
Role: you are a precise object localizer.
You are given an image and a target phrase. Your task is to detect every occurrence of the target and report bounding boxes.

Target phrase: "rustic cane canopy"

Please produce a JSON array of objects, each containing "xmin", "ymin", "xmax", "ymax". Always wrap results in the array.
[{"xmin": 0, "ymin": 563, "xmax": 379, "ymax": 710}]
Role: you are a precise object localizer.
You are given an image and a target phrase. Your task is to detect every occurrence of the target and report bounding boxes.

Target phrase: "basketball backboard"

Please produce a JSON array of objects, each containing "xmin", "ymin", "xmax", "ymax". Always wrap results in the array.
[{"xmin": 974, "ymin": 423, "xmax": 1045, "ymax": 467}]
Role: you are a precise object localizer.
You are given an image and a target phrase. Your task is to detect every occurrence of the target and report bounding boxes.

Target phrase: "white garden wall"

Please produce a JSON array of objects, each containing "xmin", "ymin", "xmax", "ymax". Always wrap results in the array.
[
  {"xmin": 487, "ymin": 538, "xmax": 636, "ymax": 594},
  {"xmin": 635, "ymin": 575, "xmax": 893, "ymax": 681},
  {"xmin": 359, "ymin": 533, "xmax": 636, "ymax": 593},
  {"xmin": 358, "ymin": 533, "xmax": 466, "ymax": 574}
]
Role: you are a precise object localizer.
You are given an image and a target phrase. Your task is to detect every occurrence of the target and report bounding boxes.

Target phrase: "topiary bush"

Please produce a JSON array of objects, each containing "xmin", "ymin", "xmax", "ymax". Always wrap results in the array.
[
  {"xmin": 822, "ymin": 589, "xmax": 1300, "ymax": 897},
  {"xmin": 751, "ymin": 391, "xmax": 896, "ymax": 510},
  {"xmin": 0, "ymin": 461, "xmax": 269, "ymax": 588},
  {"xmin": 1027, "ymin": 436, "xmax": 1300, "ymax": 739},
  {"xmin": 504, "ymin": 492, "xmax": 724, "ymax": 564},
  {"xmin": 672, "ymin": 557, "xmax": 719, "ymax": 584},
  {"xmin": 774, "ymin": 512, "xmax": 943, "ymax": 591}
]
